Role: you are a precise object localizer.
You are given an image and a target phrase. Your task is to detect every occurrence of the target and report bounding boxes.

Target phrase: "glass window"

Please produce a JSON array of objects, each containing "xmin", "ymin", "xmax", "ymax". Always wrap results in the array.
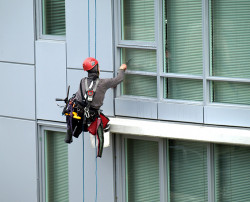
[
  {"xmin": 168, "ymin": 140, "xmax": 208, "ymax": 201},
  {"xmin": 121, "ymin": 48, "xmax": 157, "ymax": 98},
  {"xmin": 45, "ymin": 131, "xmax": 69, "ymax": 202},
  {"xmin": 42, "ymin": 0, "xmax": 66, "ymax": 36},
  {"xmin": 121, "ymin": 0, "xmax": 155, "ymax": 41},
  {"xmin": 164, "ymin": 0, "xmax": 203, "ymax": 102},
  {"xmin": 210, "ymin": 0, "xmax": 250, "ymax": 105},
  {"xmin": 125, "ymin": 138, "xmax": 160, "ymax": 202},
  {"xmin": 214, "ymin": 144, "xmax": 250, "ymax": 201},
  {"xmin": 211, "ymin": 81, "xmax": 250, "ymax": 105},
  {"xmin": 164, "ymin": 78, "xmax": 203, "ymax": 101}
]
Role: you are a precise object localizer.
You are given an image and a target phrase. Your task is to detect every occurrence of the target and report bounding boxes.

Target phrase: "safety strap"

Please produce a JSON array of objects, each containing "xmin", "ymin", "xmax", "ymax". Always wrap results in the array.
[
  {"xmin": 81, "ymin": 78, "xmax": 99, "ymax": 118},
  {"xmin": 84, "ymin": 78, "xmax": 100, "ymax": 102}
]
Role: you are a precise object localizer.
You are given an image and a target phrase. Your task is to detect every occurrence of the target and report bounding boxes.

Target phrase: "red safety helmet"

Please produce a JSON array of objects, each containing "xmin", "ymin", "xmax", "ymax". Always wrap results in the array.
[{"xmin": 83, "ymin": 57, "xmax": 98, "ymax": 71}]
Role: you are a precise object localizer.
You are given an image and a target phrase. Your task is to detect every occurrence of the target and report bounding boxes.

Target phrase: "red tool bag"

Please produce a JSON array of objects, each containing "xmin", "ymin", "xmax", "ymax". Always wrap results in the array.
[{"xmin": 88, "ymin": 113, "xmax": 109, "ymax": 135}]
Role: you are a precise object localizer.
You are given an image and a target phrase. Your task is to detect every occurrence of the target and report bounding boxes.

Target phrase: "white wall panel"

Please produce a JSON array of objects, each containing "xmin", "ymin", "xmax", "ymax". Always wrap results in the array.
[
  {"xmin": 67, "ymin": 69, "xmax": 114, "ymax": 116},
  {"xmin": 36, "ymin": 40, "xmax": 66, "ymax": 122},
  {"xmin": 0, "ymin": 0, "xmax": 34, "ymax": 64},
  {"xmin": 0, "ymin": 62, "xmax": 35, "ymax": 119},
  {"xmin": 0, "ymin": 117, "xmax": 37, "ymax": 202}
]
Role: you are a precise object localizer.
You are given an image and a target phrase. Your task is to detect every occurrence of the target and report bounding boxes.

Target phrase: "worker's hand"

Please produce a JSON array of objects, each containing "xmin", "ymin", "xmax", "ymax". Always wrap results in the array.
[{"xmin": 120, "ymin": 64, "xmax": 127, "ymax": 70}]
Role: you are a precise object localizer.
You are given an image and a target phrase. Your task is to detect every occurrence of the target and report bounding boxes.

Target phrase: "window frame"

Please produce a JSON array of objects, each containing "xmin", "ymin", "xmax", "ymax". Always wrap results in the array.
[
  {"xmin": 37, "ymin": 123, "xmax": 68, "ymax": 202},
  {"xmin": 36, "ymin": 0, "xmax": 66, "ymax": 40},
  {"xmin": 115, "ymin": 134, "xmax": 218, "ymax": 202},
  {"xmin": 114, "ymin": 0, "xmax": 250, "ymax": 127},
  {"xmin": 115, "ymin": 134, "xmax": 167, "ymax": 202}
]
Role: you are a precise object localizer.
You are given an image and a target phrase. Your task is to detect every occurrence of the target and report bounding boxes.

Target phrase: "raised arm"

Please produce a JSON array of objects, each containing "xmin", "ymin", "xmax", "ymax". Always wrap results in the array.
[{"xmin": 104, "ymin": 64, "xmax": 127, "ymax": 89}]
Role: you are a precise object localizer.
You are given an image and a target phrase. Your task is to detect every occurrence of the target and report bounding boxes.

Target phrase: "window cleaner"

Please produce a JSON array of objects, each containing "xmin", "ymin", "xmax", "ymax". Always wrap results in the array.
[{"xmin": 56, "ymin": 57, "xmax": 127, "ymax": 157}]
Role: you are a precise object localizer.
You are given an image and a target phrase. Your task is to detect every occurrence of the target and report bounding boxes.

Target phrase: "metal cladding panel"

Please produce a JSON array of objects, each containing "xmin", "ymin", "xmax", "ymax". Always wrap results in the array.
[
  {"xmin": 66, "ymin": 0, "xmax": 89, "ymax": 69},
  {"xmin": 205, "ymin": 105, "xmax": 250, "ymax": 127},
  {"xmin": 0, "ymin": 117, "xmax": 37, "ymax": 202},
  {"xmin": 0, "ymin": 62, "xmax": 35, "ymax": 120},
  {"xmin": 0, "ymin": 0, "xmax": 34, "ymax": 64},
  {"xmin": 95, "ymin": 0, "xmax": 113, "ymax": 71},
  {"xmin": 115, "ymin": 98, "xmax": 158, "ymax": 119},
  {"xmin": 158, "ymin": 102, "xmax": 204, "ymax": 123},
  {"xmin": 67, "ymin": 69, "xmax": 114, "ymax": 116},
  {"xmin": 84, "ymin": 133, "xmax": 115, "ymax": 202},
  {"xmin": 36, "ymin": 40, "xmax": 66, "ymax": 122},
  {"xmin": 68, "ymin": 134, "xmax": 84, "ymax": 202},
  {"xmin": 66, "ymin": 0, "xmax": 113, "ymax": 71}
]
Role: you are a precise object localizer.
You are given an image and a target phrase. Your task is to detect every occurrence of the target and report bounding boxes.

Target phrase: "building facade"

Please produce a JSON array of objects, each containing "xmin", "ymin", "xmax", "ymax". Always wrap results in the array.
[{"xmin": 1, "ymin": 0, "xmax": 250, "ymax": 201}]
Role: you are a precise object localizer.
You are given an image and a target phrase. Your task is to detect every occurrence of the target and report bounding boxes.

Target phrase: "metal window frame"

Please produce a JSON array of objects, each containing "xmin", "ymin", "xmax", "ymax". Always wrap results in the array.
[
  {"xmin": 115, "ymin": 134, "xmax": 218, "ymax": 202},
  {"xmin": 115, "ymin": 134, "xmax": 165, "ymax": 202},
  {"xmin": 35, "ymin": 0, "xmax": 66, "ymax": 40},
  {"xmin": 114, "ymin": 0, "xmax": 250, "ymax": 126},
  {"xmin": 37, "ymin": 123, "xmax": 67, "ymax": 202}
]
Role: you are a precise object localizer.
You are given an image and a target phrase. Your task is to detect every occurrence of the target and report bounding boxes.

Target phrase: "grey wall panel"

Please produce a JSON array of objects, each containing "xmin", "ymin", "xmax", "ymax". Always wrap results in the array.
[
  {"xmin": 0, "ymin": 0, "xmax": 34, "ymax": 64},
  {"xmin": 0, "ymin": 62, "xmax": 35, "ymax": 120},
  {"xmin": 66, "ymin": 0, "xmax": 113, "ymax": 71},
  {"xmin": 68, "ymin": 135, "xmax": 83, "ymax": 202},
  {"xmin": 205, "ymin": 105, "xmax": 250, "ymax": 127},
  {"xmin": 84, "ymin": 132, "xmax": 115, "ymax": 202},
  {"xmin": 99, "ymin": 72, "xmax": 115, "ymax": 116},
  {"xmin": 115, "ymin": 98, "xmax": 158, "ymax": 119},
  {"xmin": 66, "ymin": 0, "xmax": 89, "ymax": 69},
  {"xmin": 67, "ymin": 69, "xmax": 87, "ymax": 96},
  {"xmin": 36, "ymin": 40, "xmax": 66, "ymax": 122},
  {"xmin": 95, "ymin": 0, "xmax": 113, "ymax": 72},
  {"xmin": 67, "ymin": 69, "xmax": 115, "ymax": 116},
  {"xmin": 158, "ymin": 102, "xmax": 204, "ymax": 123},
  {"xmin": 0, "ymin": 117, "xmax": 37, "ymax": 202}
]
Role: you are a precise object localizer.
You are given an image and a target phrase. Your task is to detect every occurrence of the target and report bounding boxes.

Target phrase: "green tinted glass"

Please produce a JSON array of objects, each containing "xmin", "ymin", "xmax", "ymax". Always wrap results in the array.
[
  {"xmin": 122, "ymin": 0, "xmax": 155, "ymax": 41},
  {"xmin": 168, "ymin": 140, "xmax": 208, "ymax": 202},
  {"xmin": 164, "ymin": 78, "xmax": 203, "ymax": 101},
  {"xmin": 211, "ymin": 0, "xmax": 250, "ymax": 78},
  {"xmin": 45, "ymin": 131, "xmax": 69, "ymax": 202},
  {"xmin": 125, "ymin": 138, "xmax": 160, "ymax": 202},
  {"xmin": 42, "ymin": 0, "xmax": 66, "ymax": 35},
  {"xmin": 211, "ymin": 81, "xmax": 250, "ymax": 105},
  {"xmin": 215, "ymin": 144, "xmax": 250, "ymax": 201}
]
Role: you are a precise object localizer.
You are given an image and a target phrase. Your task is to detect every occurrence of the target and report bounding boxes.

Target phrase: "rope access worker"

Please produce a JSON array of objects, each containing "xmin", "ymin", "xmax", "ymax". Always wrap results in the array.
[{"xmin": 65, "ymin": 57, "xmax": 127, "ymax": 157}]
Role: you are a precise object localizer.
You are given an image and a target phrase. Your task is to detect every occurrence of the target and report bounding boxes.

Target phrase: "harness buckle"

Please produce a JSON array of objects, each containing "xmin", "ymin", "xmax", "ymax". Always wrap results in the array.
[{"xmin": 84, "ymin": 107, "xmax": 90, "ymax": 118}]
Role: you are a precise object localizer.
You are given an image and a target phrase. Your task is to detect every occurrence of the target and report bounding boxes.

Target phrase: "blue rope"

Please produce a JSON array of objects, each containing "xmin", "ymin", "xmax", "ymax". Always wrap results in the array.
[
  {"xmin": 94, "ymin": 0, "xmax": 97, "ymax": 58},
  {"xmin": 95, "ymin": 135, "xmax": 98, "ymax": 202},
  {"xmin": 82, "ymin": 132, "xmax": 85, "ymax": 202},
  {"xmin": 94, "ymin": 1, "xmax": 98, "ymax": 202},
  {"xmin": 88, "ymin": 0, "xmax": 90, "ymax": 57}
]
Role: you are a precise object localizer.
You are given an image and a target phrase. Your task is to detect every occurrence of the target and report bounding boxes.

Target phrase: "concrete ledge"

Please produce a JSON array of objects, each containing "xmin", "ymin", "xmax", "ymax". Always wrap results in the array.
[{"xmin": 109, "ymin": 117, "xmax": 250, "ymax": 146}]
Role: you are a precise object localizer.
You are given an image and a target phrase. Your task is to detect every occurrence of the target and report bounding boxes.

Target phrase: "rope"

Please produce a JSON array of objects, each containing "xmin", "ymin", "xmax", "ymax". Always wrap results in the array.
[
  {"xmin": 88, "ymin": 0, "xmax": 90, "ymax": 57},
  {"xmin": 82, "ymin": 132, "xmax": 85, "ymax": 202},
  {"xmin": 95, "ymin": 135, "xmax": 98, "ymax": 202},
  {"xmin": 94, "ymin": 0, "xmax": 97, "ymax": 59},
  {"xmin": 86, "ymin": 0, "xmax": 98, "ymax": 201},
  {"xmin": 94, "ymin": 0, "xmax": 98, "ymax": 201}
]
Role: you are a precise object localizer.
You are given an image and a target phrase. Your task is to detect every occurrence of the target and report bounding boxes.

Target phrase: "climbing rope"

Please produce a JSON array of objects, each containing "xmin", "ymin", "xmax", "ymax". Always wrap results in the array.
[{"xmin": 86, "ymin": 0, "xmax": 98, "ymax": 201}]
